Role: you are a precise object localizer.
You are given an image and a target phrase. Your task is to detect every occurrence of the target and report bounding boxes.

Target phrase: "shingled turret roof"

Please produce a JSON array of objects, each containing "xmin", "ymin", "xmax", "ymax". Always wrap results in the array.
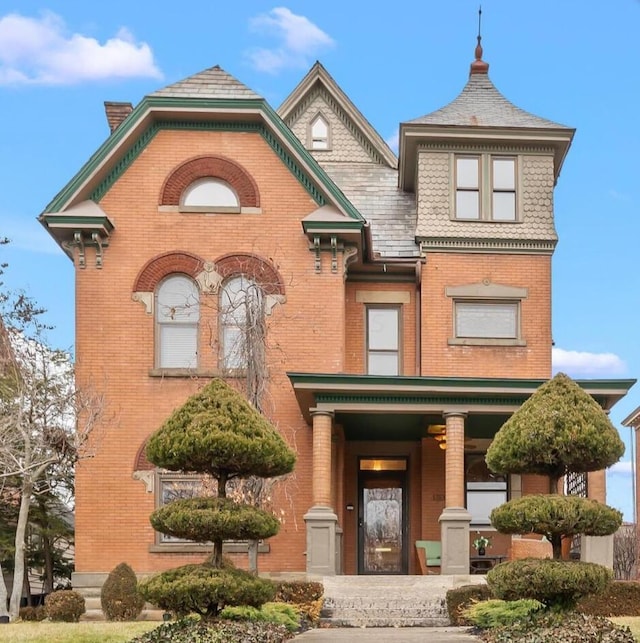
[
  {"xmin": 150, "ymin": 65, "xmax": 262, "ymax": 100},
  {"xmin": 407, "ymin": 38, "xmax": 570, "ymax": 130}
]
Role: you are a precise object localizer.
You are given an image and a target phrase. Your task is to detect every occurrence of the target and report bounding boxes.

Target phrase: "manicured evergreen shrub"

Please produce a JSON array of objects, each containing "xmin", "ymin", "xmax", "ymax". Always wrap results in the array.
[
  {"xmin": 462, "ymin": 598, "xmax": 543, "ymax": 629},
  {"xmin": 101, "ymin": 561, "xmax": 145, "ymax": 621},
  {"xmin": 139, "ymin": 563, "xmax": 276, "ymax": 619},
  {"xmin": 273, "ymin": 580, "xmax": 324, "ymax": 604},
  {"xmin": 220, "ymin": 602, "xmax": 300, "ymax": 632},
  {"xmin": 45, "ymin": 589, "xmax": 86, "ymax": 622},
  {"xmin": 577, "ymin": 580, "xmax": 640, "ymax": 616},
  {"xmin": 445, "ymin": 583, "xmax": 493, "ymax": 625},
  {"xmin": 487, "ymin": 558, "xmax": 612, "ymax": 610}
]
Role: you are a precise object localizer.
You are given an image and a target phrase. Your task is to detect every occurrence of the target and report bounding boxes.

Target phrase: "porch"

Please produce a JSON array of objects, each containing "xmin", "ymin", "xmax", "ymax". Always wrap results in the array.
[{"xmin": 288, "ymin": 373, "xmax": 632, "ymax": 576}]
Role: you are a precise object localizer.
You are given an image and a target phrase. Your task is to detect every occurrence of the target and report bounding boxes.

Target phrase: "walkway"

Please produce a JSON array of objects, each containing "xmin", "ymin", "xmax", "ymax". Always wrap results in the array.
[{"xmin": 294, "ymin": 626, "xmax": 480, "ymax": 642}]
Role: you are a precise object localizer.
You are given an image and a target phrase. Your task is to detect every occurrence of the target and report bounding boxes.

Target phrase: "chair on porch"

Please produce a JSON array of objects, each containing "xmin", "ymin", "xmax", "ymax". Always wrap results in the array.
[{"xmin": 415, "ymin": 540, "xmax": 441, "ymax": 574}]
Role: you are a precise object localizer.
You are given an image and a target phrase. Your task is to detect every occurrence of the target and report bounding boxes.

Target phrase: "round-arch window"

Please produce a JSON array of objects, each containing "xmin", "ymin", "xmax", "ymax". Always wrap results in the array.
[{"xmin": 181, "ymin": 178, "xmax": 239, "ymax": 208}]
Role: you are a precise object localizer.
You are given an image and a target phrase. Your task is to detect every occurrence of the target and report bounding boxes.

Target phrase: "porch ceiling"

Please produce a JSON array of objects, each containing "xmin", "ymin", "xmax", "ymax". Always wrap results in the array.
[{"xmin": 287, "ymin": 372, "xmax": 636, "ymax": 429}]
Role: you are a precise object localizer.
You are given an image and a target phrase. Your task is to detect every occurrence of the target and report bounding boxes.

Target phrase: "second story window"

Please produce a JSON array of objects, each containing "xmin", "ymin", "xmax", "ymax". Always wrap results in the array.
[
  {"xmin": 181, "ymin": 178, "xmax": 239, "ymax": 209},
  {"xmin": 455, "ymin": 155, "xmax": 517, "ymax": 221},
  {"xmin": 156, "ymin": 275, "xmax": 200, "ymax": 369},
  {"xmin": 455, "ymin": 301, "xmax": 519, "ymax": 340},
  {"xmin": 310, "ymin": 115, "xmax": 330, "ymax": 150},
  {"xmin": 367, "ymin": 307, "xmax": 400, "ymax": 376}
]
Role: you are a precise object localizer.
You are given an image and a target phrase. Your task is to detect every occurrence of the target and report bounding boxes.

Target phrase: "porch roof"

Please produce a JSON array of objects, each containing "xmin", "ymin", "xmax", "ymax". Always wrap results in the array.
[{"xmin": 287, "ymin": 373, "xmax": 635, "ymax": 439}]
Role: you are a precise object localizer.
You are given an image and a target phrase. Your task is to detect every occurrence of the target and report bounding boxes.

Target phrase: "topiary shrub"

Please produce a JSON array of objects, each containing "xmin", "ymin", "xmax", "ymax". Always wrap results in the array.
[
  {"xmin": 462, "ymin": 598, "xmax": 543, "ymax": 629},
  {"xmin": 273, "ymin": 580, "xmax": 323, "ymax": 604},
  {"xmin": 577, "ymin": 580, "xmax": 640, "ymax": 616},
  {"xmin": 220, "ymin": 602, "xmax": 300, "ymax": 632},
  {"xmin": 101, "ymin": 562, "xmax": 145, "ymax": 621},
  {"xmin": 487, "ymin": 558, "xmax": 612, "ymax": 610},
  {"xmin": 445, "ymin": 583, "xmax": 493, "ymax": 625},
  {"xmin": 45, "ymin": 589, "xmax": 86, "ymax": 622},
  {"xmin": 139, "ymin": 563, "xmax": 276, "ymax": 619}
]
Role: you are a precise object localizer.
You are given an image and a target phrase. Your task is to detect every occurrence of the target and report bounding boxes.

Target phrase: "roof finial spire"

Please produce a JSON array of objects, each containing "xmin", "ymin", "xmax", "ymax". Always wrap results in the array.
[{"xmin": 470, "ymin": 5, "xmax": 489, "ymax": 75}]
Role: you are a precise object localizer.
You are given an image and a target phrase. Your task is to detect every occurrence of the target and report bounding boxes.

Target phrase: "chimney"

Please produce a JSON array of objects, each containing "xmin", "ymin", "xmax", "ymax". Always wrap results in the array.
[{"xmin": 104, "ymin": 101, "xmax": 133, "ymax": 133}]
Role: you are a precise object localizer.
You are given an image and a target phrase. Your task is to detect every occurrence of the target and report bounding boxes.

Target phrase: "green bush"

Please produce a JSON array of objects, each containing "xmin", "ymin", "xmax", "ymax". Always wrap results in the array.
[
  {"xmin": 130, "ymin": 615, "xmax": 293, "ymax": 643},
  {"xmin": 220, "ymin": 602, "xmax": 300, "ymax": 632},
  {"xmin": 577, "ymin": 580, "xmax": 640, "ymax": 616},
  {"xmin": 445, "ymin": 583, "xmax": 493, "ymax": 625},
  {"xmin": 273, "ymin": 580, "xmax": 323, "ymax": 604},
  {"xmin": 487, "ymin": 558, "xmax": 612, "ymax": 610},
  {"xmin": 101, "ymin": 561, "xmax": 145, "ymax": 621},
  {"xmin": 45, "ymin": 589, "xmax": 86, "ymax": 622},
  {"xmin": 139, "ymin": 563, "xmax": 276, "ymax": 619},
  {"xmin": 462, "ymin": 598, "xmax": 543, "ymax": 629},
  {"xmin": 18, "ymin": 605, "xmax": 46, "ymax": 621},
  {"xmin": 479, "ymin": 611, "xmax": 634, "ymax": 642}
]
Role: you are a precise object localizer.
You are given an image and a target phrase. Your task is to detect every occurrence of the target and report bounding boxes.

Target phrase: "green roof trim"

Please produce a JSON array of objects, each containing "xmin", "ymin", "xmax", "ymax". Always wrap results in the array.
[
  {"xmin": 317, "ymin": 394, "xmax": 530, "ymax": 406},
  {"xmin": 43, "ymin": 96, "xmax": 365, "ymax": 224},
  {"xmin": 302, "ymin": 220, "xmax": 364, "ymax": 232},
  {"xmin": 287, "ymin": 372, "xmax": 637, "ymax": 392}
]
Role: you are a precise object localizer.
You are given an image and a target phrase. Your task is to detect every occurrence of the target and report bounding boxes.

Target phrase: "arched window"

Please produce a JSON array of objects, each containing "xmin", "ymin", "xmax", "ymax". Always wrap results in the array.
[
  {"xmin": 219, "ymin": 275, "xmax": 264, "ymax": 371},
  {"xmin": 310, "ymin": 115, "xmax": 330, "ymax": 150},
  {"xmin": 156, "ymin": 275, "xmax": 200, "ymax": 368},
  {"xmin": 181, "ymin": 178, "xmax": 239, "ymax": 208}
]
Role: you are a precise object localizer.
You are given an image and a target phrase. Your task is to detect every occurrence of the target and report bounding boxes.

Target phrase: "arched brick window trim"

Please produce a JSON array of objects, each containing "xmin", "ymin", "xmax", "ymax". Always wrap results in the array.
[
  {"xmin": 160, "ymin": 156, "xmax": 260, "ymax": 207},
  {"xmin": 133, "ymin": 251, "xmax": 206, "ymax": 292},
  {"xmin": 133, "ymin": 438, "xmax": 154, "ymax": 472},
  {"xmin": 215, "ymin": 253, "xmax": 285, "ymax": 296}
]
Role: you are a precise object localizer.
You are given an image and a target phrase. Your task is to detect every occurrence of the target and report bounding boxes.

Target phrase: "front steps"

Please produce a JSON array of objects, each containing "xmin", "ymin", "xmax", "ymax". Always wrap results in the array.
[{"xmin": 320, "ymin": 575, "xmax": 486, "ymax": 628}]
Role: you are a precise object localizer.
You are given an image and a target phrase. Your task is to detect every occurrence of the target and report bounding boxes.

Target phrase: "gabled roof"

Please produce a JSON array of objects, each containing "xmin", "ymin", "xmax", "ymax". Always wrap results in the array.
[
  {"xmin": 150, "ymin": 65, "xmax": 262, "ymax": 100},
  {"xmin": 278, "ymin": 61, "xmax": 397, "ymax": 169}
]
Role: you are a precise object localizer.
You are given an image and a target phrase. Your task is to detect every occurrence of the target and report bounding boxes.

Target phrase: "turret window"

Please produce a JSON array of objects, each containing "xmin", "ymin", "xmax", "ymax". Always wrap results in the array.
[
  {"xmin": 309, "ymin": 115, "xmax": 330, "ymax": 150},
  {"xmin": 455, "ymin": 155, "xmax": 517, "ymax": 221}
]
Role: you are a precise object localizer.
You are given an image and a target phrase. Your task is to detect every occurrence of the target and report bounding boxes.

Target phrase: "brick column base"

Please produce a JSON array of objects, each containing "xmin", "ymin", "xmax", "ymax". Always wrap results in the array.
[
  {"xmin": 439, "ymin": 507, "xmax": 471, "ymax": 575},
  {"xmin": 304, "ymin": 506, "xmax": 338, "ymax": 575}
]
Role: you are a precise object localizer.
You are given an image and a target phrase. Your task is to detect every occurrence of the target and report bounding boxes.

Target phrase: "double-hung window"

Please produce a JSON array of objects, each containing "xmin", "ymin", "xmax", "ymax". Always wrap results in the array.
[
  {"xmin": 367, "ymin": 307, "xmax": 400, "ymax": 375},
  {"xmin": 156, "ymin": 275, "xmax": 199, "ymax": 368},
  {"xmin": 466, "ymin": 454, "xmax": 507, "ymax": 526},
  {"xmin": 455, "ymin": 155, "xmax": 517, "ymax": 221}
]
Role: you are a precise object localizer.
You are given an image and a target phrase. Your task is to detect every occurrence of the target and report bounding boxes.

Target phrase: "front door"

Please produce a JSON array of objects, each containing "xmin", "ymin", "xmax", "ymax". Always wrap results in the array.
[{"xmin": 358, "ymin": 458, "xmax": 408, "ymax": 574}]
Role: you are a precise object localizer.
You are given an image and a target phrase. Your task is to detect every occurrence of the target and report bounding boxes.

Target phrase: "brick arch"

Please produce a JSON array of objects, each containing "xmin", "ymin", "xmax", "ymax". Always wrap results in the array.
[
  {"xmin": 133, "ymin": 251, "xmax": 206, "ymax": 292},
  {"xmin": 215, "ymin": 253, "xmax": 285, "ymax": 296},
  {"xmin": 160, "ymin": 155, "xmax": 260, "ymax": 207},
  {"xmin": 133, "ymin": 438, "xmax": 153, "ymax": 472}
]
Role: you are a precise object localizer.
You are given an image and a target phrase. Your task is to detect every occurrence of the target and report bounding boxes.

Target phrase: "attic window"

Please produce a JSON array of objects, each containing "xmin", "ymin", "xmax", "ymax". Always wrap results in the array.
[
  {"xmin": 181, "ymin": 178, "xmax": 239, "ymax": 209},
  {"xmin": 310, "ymin": 115, "xmax": 330, "ymax": 150}
]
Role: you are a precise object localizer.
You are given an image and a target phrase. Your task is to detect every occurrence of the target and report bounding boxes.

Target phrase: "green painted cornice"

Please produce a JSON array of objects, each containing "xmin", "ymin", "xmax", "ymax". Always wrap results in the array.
[
  {"xmin": 302, "ymin": 220, "xmax": 364, "ymax": 232},
  {"xmin": 42, "ymin": 96, "xmax": 365, "ymax": 225}
]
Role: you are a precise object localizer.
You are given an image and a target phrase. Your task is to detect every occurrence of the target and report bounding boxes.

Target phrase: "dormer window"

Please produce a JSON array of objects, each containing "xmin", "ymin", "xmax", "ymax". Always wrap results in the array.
[
  {"xmin": 309, "ymin": 115, "xmax": 330, "ymax": 150},
  {"xmin": 455, "ymin": 155, "xmax": 517, "ymax": 221},
  {"xmin": 180, "ymin": 178, "xmax": 239, "ymax": 209}
]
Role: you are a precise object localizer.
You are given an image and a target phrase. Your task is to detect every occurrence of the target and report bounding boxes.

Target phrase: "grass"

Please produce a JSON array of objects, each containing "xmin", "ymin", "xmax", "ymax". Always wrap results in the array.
[
  {"xmin": 611, "ymin": 617, "xmax": 640, "ymax": 641},
  {"xmin": 0, "ymin": 621, "xmax": 158, "ymax": 643}
]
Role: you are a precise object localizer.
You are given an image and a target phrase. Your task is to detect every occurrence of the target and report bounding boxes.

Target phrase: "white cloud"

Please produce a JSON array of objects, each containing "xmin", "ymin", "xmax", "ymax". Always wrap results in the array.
[
  {"xmin": 386, "ymin": 130, "xmax": 399, "ymax": 154},
  {"xmin": 0, "ymin": 11, "xmax": 162, "ymax": 86},
  {"xmin": 609, "ymin": 461, "xmax": 633, "ymax": 476},
  {"xmin": 246, "ymin": 7, "xmax": 334, "ymax": 74},
  {"xmin": 552, "ymin": 347, "xmax": 626, "ymax": 377}
]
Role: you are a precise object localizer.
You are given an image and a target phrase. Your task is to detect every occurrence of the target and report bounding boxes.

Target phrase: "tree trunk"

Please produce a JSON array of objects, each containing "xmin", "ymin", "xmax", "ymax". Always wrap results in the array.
[
  {"xmin": 0, "ymin": 562, "xmax": 9, "ymax": 619},
  {"xmin": 23, "ymin": 559, "xmax": 31, "ymax": 607},
  {"xmin": 9, "ymin": 480, "xmax": 32, "ymax": 619}
]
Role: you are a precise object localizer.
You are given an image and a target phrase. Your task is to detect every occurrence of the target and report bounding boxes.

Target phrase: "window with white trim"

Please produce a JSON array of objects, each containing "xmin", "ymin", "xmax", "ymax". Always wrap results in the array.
[
  {"xmin": 366, "ymin": 307, "xmax": 400, "ymax": 375},
  {"xmin": 220, "ymin": 275, "xmax": 264, "ymax": 371},
  {"xmin": 466, "ymin": 454, "xmax": 507, "ymax": 526},
  {"xmin": 157, "ymin": 475, "xmax": 203, "ymax": 543},
  {"xmin": 181, "ymin": 178, "xmax": 239, "ymax": 208},
  {"xmin": 156, "ymin": 275, "xmax": 199, "ymax": 368},
  {"xmin": 455, "ymin": 155, "xmax": 517, "ymax": 221},
  {"xmin": 309, "ymin": 115, "xmax": 330, "ymax": 150}
]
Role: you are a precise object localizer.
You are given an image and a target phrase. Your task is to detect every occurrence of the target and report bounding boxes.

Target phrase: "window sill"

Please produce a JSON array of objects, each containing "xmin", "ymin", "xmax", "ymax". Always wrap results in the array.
[
  {"xmin": 448, "ymin": 338, "xmax": 527, "ymax": 347},
  {"xmin": 149, "ymin": 368, "xmax": 220, "ymax": 378},
  {"xmin": 452, "ymin": 217, "xmax": 521, "ymax": 224},
  {"xmin": 158, "ymin": 206, "xmax": 262, "ymax": 215},
  {"xmin": 149, "ymin": 542, "xmax": 270, "ymax": 554}
]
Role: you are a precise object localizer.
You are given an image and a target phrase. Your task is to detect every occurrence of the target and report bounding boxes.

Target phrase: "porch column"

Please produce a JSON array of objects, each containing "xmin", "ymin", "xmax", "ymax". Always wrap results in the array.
[
  {"xmin": 582, "ymin": 469, "xmax": 613, "ymax": 568},
  {"xmin": 304, "ymin": 410, "xmax": 338, "ymax": 575},
  {"xmin": 438, "ymin": 411, "xmax": 471, "ymax": 574}
]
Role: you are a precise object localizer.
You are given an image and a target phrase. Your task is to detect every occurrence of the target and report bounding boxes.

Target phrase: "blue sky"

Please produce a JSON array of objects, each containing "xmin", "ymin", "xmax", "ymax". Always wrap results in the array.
[{"xmin": 1, "ymin": 1, "xmax": 639, "ymax": 520}]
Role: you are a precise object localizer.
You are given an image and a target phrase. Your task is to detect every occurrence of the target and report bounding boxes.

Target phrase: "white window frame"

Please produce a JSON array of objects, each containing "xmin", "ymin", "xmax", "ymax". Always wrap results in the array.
[
  {"xmin": 454, "ymin": 154, "xmax": 518, "ymax": 222},
  {"xmin": 366, "ymin": 306, "xmax": 401, "ymax": 376},
  {"xmin": 155, "ymin": 275, "xmax": 200, "ymax": 369},
  {"xmin": 465, "ymin": 453, "xmax": 508, "ymax": 526},
  {"xmin": 308, "ymin": 113, "xmax": 331, "ymax": 151},
  {"xmin": 179, "ymin": 177, "xmax": 241, "ymax": 213}
]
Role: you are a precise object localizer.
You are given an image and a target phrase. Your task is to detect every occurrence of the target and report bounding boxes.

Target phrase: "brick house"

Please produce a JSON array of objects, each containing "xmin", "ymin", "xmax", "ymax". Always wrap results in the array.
[{"xmin": 40, "ymin": 41, "xmax": 633, "ymax": 591}]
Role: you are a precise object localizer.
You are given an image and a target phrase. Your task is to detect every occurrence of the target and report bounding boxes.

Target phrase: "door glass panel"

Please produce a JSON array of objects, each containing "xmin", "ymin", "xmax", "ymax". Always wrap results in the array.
[{"xmin": 363, "ymin": 486, "xmax": 402, "ymax": 573}]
